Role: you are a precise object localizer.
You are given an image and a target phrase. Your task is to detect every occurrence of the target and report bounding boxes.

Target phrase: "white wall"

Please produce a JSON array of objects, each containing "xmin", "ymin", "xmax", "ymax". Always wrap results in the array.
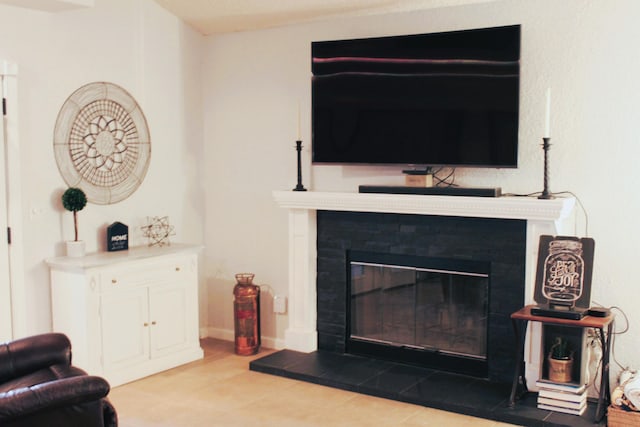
[
  {"xmin": 203, "ymin": 0, "xmax": 640, "ymax": 379},
  {"xmin": 0, "ymin": 0, "xmax": 206, "ymax": 335}
]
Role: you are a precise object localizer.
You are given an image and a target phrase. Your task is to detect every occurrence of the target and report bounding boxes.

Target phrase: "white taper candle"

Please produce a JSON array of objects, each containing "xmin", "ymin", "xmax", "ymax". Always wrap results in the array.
[
  {"xmin": 544, "ymin": 88, "xmax": 551, "ymax": 138},
  {"xmin": 297, "ymin": 103, "xmax": 301, "ymax": 140}
]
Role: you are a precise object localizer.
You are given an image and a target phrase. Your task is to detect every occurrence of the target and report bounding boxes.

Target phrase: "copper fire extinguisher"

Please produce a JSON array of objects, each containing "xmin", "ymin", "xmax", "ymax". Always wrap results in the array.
[{"xmin": 233, "ymin": 273, "xmax": 261, "ymax": 355}]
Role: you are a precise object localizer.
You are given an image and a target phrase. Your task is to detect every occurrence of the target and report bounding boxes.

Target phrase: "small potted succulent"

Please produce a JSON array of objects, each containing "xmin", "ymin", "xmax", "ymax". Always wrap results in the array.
[
  {"xmin": 547, "ymin": 336, "xmax": 574, "ymax": 383},
  {"xmin": 61, "ymin": 187, "xmax": 87, "ymax": 257}
]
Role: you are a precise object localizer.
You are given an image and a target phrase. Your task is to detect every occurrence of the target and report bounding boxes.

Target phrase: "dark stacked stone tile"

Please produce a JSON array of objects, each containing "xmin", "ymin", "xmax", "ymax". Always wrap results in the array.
[{"xmin": 316, "ymin": 210, "xmax": 526, "ymax": 383}]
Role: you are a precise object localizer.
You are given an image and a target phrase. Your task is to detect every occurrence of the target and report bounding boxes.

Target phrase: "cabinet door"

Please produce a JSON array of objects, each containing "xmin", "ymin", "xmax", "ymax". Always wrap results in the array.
[
  {"xmin": 101, "ymin": 287, "xmax": 150, "ymax": 374},
  {"xmin": 149, "ymin": 282, "xmax": 191, "ymax": 359}
]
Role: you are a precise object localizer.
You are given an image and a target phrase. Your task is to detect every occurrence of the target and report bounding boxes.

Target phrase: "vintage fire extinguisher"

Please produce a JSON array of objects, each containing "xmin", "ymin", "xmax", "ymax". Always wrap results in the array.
[{"xmin": 233, "ymin": 273, "xmax": 261, "ymax": 355}]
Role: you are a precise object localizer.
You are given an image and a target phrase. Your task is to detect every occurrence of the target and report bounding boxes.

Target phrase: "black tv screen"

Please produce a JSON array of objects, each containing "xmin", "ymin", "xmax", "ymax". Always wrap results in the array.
[{"xmin": 311, "ymin": 25, "xmax": 520, "ymax": 167}]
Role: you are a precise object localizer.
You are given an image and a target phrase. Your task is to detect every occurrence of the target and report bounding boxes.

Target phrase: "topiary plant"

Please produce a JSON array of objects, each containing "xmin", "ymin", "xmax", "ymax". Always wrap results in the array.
[{"xmin": 61, "ymin": 187, "xmax": 87, "ymax": 241}]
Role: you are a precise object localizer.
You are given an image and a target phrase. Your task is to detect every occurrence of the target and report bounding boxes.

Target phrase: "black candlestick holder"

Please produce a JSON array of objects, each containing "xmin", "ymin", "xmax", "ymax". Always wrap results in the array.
[
  {"xmin": 293, "ymin": 140, "xmax": 307, "ymax": 192},
  {"xmin": 538, "ymin": 137, "xmax": 554, "ymax": 199}
]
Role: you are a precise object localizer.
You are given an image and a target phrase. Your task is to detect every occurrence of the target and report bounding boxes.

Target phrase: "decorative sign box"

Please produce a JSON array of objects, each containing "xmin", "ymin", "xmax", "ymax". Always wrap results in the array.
[{"xmin": 107, "ymin": 222, "xmax": 128, "ymax": 252}]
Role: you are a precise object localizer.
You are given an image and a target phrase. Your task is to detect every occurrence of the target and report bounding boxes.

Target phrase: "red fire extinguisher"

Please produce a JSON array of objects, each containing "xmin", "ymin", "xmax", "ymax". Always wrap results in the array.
[{"xmin": 233, "ymin": 273, "xmax": 261, "ymax": 355}]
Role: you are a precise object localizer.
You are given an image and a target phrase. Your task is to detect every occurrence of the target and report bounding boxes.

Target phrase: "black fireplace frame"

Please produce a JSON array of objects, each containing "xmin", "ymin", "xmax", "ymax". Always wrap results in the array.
[{"xmin": 346, "ymin": 250, "xmax": 491, "ymax": 378}]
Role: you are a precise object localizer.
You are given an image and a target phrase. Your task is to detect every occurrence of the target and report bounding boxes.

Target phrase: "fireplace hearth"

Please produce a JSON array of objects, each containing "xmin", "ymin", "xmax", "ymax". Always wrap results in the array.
[{"xmin": 250, "ymin": 348, "xmax": 604, "ymax": 426}]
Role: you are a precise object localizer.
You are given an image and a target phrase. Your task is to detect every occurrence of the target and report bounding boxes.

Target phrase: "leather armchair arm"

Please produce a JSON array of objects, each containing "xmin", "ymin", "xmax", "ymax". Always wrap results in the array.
[
  {"xmin": 0, "ymin": 334, "xmax": 71, "ymax": 383},
  {"xmin": 0, "ymin": 375, "xmax": 110, "ymax": 422}
]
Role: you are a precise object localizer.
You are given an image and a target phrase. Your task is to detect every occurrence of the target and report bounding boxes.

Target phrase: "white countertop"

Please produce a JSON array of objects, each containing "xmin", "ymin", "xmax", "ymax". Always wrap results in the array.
[{"xmin": 45, "ymin": 243, "xmax": 203, "ymax": 271}]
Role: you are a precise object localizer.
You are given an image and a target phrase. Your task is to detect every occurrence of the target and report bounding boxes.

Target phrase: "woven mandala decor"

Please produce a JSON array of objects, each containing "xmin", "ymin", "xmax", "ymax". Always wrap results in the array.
[{"xmin": 53, "ymin": 82, "xmax": 151, "ymax": 205}]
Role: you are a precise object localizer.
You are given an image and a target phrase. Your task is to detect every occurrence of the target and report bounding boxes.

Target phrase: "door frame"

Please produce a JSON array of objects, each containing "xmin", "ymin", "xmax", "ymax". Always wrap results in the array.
[{"xmin": 1, "ymin": 60, "xmax": 26, "ymax": 341}]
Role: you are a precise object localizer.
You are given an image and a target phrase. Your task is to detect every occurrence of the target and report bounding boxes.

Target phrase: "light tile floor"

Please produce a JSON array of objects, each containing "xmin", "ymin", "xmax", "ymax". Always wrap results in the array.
[{"xmin": 109, "ymin": 338, "xmax": 520, "ymax": 426}]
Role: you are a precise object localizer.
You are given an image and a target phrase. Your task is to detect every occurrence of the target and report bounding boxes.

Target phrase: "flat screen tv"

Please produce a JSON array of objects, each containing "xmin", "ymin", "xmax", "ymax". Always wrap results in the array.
[{"xmin": 311, "ymin": 25, "xmax": 521, "ymax": 167}]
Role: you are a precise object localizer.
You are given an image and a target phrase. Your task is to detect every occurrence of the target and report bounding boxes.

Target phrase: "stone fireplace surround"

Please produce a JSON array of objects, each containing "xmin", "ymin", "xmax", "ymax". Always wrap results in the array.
[
  {"xmin": 272, "ymin": 190, "xmax": 576, "ymax": 387},
  {"xmin": 316, "ymin": 210, "xmax": 526, "ymax": 383}
]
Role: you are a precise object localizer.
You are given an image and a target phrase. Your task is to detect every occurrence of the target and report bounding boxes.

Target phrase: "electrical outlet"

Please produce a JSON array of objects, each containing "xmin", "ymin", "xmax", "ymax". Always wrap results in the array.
[{"xmin": 273, "ymin": 295, "xmax": 287, "ymax": 314}]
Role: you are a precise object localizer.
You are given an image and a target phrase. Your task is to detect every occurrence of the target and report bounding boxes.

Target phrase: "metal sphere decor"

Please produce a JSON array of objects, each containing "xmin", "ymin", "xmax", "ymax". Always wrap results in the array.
[
  {"xmin": 141, "ymin": 216, "xmax": 175, "ymax": 247},
  {"xmin": 53, "ymin": 82, "xmax": 151, "ymax": 205}
]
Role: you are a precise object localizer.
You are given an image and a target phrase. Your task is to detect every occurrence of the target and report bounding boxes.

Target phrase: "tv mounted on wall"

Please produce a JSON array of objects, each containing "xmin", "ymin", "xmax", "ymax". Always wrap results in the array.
[{"xmin": 311, "ymin": 25, "xmax": 521, "ymax": 168}]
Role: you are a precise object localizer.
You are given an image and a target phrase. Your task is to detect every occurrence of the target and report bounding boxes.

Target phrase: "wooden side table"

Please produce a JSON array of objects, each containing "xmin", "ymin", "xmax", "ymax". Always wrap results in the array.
[{"xmin": 508, "ymin": 305, "xmax": 614, "ymax": 422}]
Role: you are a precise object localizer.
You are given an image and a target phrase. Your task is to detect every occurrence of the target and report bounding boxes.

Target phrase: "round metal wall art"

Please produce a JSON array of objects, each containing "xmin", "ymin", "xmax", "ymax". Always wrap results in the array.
[{"xmin": 54, "ymin": 82, "xmax": 151, "ymax": 205}]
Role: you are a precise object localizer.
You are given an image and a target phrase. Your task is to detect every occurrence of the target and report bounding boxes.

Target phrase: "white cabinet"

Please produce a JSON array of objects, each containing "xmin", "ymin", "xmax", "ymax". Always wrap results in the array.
[{"xmin": 47, "ymin": 244, "xmax": 204, "ymax": 387}]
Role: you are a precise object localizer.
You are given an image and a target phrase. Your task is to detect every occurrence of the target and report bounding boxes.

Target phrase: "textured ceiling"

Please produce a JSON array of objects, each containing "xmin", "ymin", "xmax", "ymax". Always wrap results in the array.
[{"xmin": 152, "ymin": 0, "xmax": 495, "ymax": 35}]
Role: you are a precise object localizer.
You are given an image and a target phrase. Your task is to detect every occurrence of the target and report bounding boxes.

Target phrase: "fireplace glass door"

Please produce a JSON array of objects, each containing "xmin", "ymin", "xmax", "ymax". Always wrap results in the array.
[{"xmin": 349, "ymin": 258, "xmax": 489, "ymax": 368}]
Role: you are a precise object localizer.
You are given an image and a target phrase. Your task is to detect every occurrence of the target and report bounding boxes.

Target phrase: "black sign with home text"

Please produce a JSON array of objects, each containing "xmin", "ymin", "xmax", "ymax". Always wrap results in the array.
[{"xmin": 107, "ymin": 222, "xmax": 128, "ymax": 252}]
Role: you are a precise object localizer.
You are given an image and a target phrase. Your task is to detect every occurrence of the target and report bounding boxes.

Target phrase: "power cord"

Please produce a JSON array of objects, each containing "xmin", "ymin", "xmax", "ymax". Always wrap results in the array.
[
  {"xmin": 586, "ymin": 328, "xmax": 603, "ymax": 393},
  {"xmin": 609, "ymin": 305, "xmax": 630, "ymax": 373},
  {"xmin": 586, "ymin": 302, "xmax": 631, "ymax": 394},
  {"xmin": 552, "ymin": 191, "xmax": 589, "ymax": 237},
  {"xmin": 432, "ymin": 167, "xmax": 457, "ymax": 187},
  {"xmin": 501, "ymin": 190, "xmax": 589, "ymax": 237}
]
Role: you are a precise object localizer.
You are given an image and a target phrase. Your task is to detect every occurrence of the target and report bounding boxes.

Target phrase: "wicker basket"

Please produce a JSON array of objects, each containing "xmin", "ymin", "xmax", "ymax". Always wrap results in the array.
[{"xmin": 608, "ymin": 405, "xmax": 640, "ymax": 427}]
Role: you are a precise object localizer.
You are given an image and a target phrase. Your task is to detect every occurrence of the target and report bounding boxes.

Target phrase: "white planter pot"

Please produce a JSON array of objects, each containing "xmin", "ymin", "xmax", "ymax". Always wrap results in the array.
[{"xmin": 66, "ymin": 241, "xmax": 86, "ymax": 258}]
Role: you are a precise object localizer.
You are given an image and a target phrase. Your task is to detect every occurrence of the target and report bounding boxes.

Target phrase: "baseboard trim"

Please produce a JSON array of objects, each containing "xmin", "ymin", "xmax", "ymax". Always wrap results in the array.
[{"xmin": 203, "ymin": 327, "xmax": 286, "ymax": 350}]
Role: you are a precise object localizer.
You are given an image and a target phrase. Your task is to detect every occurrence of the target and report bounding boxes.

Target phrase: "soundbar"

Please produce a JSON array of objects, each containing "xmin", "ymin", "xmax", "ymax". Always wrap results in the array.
[{"xmin": 358, "ymin": 185, "xmax": 502, "ymax": 198}]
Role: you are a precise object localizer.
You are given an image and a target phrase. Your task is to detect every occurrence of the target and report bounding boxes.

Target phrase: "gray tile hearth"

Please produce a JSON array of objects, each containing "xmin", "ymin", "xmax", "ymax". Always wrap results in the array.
[{"xmin": 250, "ymin": 349, "xmax": 606, "ymax": 427}]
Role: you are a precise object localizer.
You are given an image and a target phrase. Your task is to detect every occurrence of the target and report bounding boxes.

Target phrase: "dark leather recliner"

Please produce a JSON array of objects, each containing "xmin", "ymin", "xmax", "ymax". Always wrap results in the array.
[{"xmin": 0, "ymin": 333, "xmax": 117, "ymax": 427}]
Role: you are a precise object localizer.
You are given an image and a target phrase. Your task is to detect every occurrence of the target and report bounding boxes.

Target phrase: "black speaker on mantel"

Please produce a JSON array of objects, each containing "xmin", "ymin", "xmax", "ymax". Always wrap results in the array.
[{"xmin": 358, "ymin": 185, "xmax": 502, "ymax": 198}]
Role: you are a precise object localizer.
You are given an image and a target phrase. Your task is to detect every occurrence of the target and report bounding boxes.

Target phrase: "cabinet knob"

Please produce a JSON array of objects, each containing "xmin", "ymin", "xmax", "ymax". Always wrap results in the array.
[
  {"xmin": 111, "ymin": 279, "xmax": 117, "ymax": 284},
  {"xmin": 143, "ymin": 322, "xmax": 149, "ymax": 327},
  {"xmin": 175, "ymin": 267, "xmax": 180, "ymax": 271},
  {"xmin": 152, "ymin": 321, "xmax": 157, "ymax": 325}
]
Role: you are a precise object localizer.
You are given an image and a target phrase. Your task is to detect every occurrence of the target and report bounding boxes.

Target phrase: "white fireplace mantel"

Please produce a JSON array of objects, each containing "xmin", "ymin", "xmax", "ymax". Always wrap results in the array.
[
  {"xmin": 274, "ymin": 190, "xmax": 576, "ymax": 385},
  {"xmin": 273, "ymin": 190, "xmax": 575, "ymax": 222}
]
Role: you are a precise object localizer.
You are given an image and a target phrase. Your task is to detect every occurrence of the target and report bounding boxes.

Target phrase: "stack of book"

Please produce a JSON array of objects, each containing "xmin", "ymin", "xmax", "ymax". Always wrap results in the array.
[{"xmin": 536, "ymin": 380, "xmax": 587, "ymax": 416}]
